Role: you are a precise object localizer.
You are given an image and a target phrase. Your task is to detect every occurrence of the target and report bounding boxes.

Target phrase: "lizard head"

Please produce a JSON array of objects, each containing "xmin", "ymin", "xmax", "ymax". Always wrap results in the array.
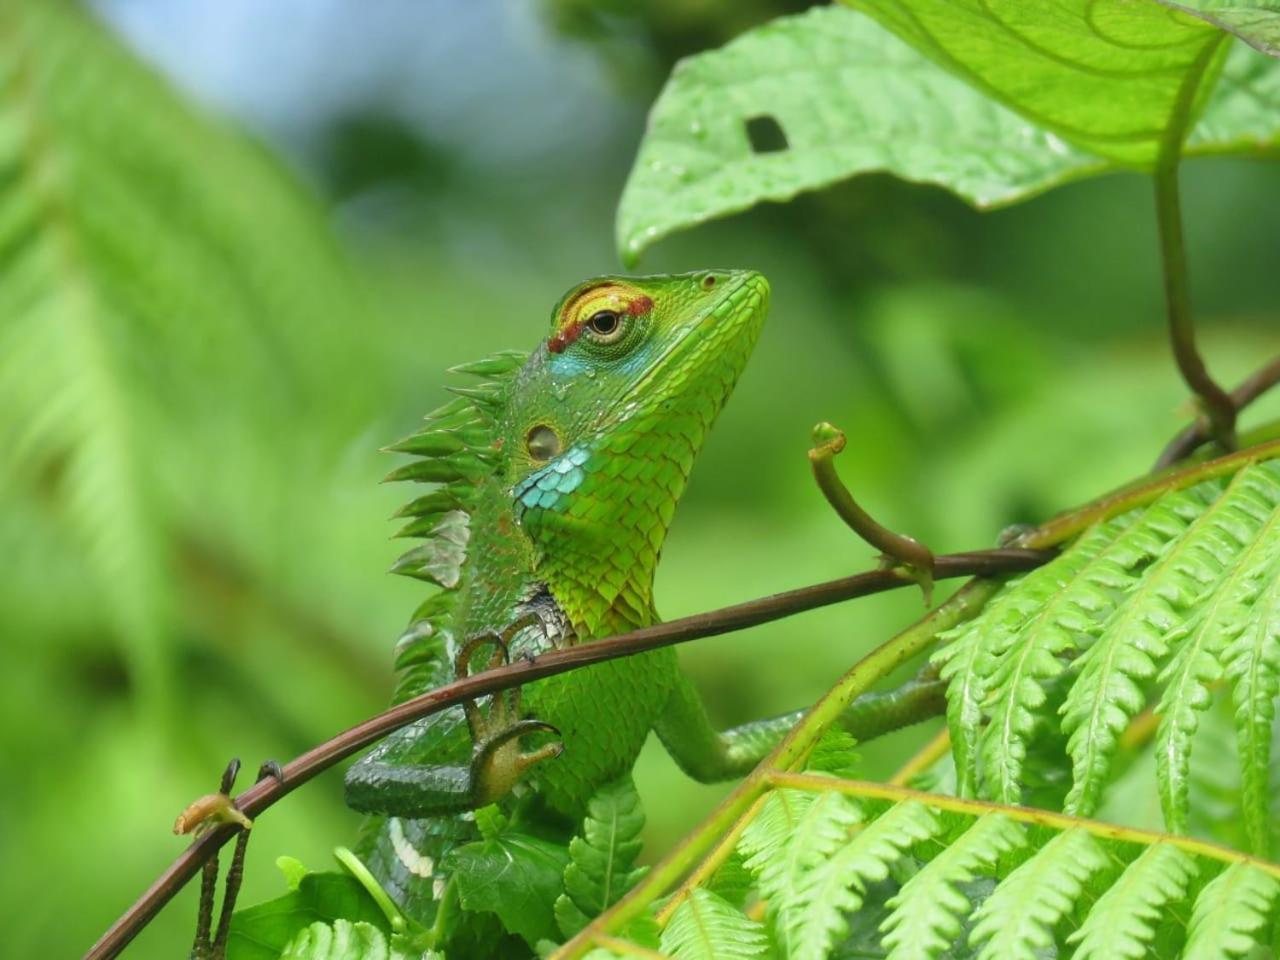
[{"xmin": 504, "ymin": 270, "xmax": 769, "ymax": 631}]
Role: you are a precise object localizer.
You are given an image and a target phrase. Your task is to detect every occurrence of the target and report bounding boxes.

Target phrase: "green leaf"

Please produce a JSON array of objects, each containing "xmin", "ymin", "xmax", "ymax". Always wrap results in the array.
[
  {"xmin": 969, "ymin": 828, "xmax": 1108, "ymax": 960},
  {"xmin": 617, "ymin": 4, "xmax": 1280, "ymax": 262},
  {"xmin": 227, "ymin": 873, "xmax": 391, "ymax": 960},
  {"xmin": 1158, "ymin": 0, "xmax": 1280, "ymax": 54},
  {"xmin": 1067, "ymin": 843, "xmax": 1199, "ymax": 959},
  {"xmin": 1183, "ymin": 862, "xmax": 1280, "ymax": 959},
  {"xmin": 279, "ymin": 921, "xmax": 391, "ymax": 960},
  {"xmin": 659, "ymin": 888, "xmax": 770, "ymax": 960},
  {"xmin": 842, "ymin": 0, "xmax": 1229, "ymax": 165},
  {"xmin": 616, "ymin": 5, "xmax": 1101, "ymax": 264},
  {"xmin": 1188, "ymin": 39, "xmax": 1280, "ymax": 154},
  {"xmin": 445, "ymin": 826, "xmax": 572, "ymax": 947},
  {"xmin": 277, "ymin": 921, "xmax": 442, "ymax": 960},
  {"xmin": 555, "ymin": 776, "xmax": 648, "ymax": 938}
]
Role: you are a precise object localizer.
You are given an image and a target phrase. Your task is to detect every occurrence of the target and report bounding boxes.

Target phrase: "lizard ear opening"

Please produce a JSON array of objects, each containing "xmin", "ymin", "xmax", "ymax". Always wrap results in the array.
[{"xmin": 526, "ymin": 424, "xmax": 561, "ymax": 462}]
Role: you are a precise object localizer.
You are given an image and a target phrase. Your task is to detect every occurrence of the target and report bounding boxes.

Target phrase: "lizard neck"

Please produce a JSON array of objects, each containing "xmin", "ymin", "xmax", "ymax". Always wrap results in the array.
[{"xmin": 515, "ymin": 406, "xmax": 710, "ymax": 639}]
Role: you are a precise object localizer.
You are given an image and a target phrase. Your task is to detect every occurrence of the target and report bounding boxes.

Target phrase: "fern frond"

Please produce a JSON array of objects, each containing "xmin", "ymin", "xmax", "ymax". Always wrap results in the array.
[
  {"xmin": 1155, "ymin": 474, "xmax": 1280, "ymax": 836},
  {"xmin": 938, "ymin": 485, "xmax": 1200, "ymax": 801},
  {"xmin": 880, "ymin": 813, "xmax": 1026, "ymax": 960},
  {"xmin": 658, "ymin": 888, "xmax": 769, "ymax": 960},
  {"xmin": 1062, "ymin": 468, "xmax": 1276, "ymax": 816},
  {"xmin": 578, "ymin": 766, "xmax": 1280, "ymax": 960},
  {"xmin": 1066, "ymin": 842, "xmax": 1198, "ymax": 959},
  {"xmin": 781, "ymin": 800, "xmax": 939, "ymax": 960},
  {"xmin": 927, "ymin": 456, "xmax": 1280, "ymax": 828},
  {"xmin": 0, "ymin": 0, "xmax": 363, "ymax": 705},
  {"xmin": 975, "ymin": 518, "xmax": 1129, "ymax": 804},
  {"xmin": 739, "ymin": 788, "xmax": 861, "ymax": 928},
  {"xmin": 968, "ymin": 827, "xmax": 1108, "ymax": 959},
  {"xmin": 1182, "ymin": 861, "xmax": 1280, "ymax": 960},
  {"xmin": 930, "ymin": 521, "xmax": 1135, "ymax": 796},
  {"xmin": 1222, "ymin": 534, "xmax": 1280, "ymax": 855},
  {"xmin": 555, "ymin": 776, "xmax": 648, "ymax": 939}
]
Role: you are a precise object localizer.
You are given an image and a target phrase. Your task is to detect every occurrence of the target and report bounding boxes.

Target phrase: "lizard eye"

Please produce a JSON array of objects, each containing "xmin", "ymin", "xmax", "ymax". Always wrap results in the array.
[
  {"xmin": 585, "ymin": 310, "xmax": 624, "ymax": 343},
  {"xmin": 526, "ymin": 424, "xmax": 561, "ymax": 461}
]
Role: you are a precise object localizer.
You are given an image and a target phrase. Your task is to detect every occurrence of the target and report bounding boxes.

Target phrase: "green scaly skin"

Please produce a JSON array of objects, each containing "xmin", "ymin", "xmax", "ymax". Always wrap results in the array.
[{"xmin": 344, "ymin": 270, "xmax": 939, "ymax": 951}]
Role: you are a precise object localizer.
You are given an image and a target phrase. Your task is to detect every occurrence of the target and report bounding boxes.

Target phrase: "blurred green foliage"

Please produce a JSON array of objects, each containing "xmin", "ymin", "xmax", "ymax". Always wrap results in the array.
[{"xmin": 0, "ymin": 1, "xmax": 1276, "ymax": 956}]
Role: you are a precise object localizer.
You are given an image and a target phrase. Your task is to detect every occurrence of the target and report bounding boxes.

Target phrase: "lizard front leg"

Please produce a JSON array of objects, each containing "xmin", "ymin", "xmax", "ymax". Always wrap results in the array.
[{"xmin": 345, "ymin": 623, "xmax": 563, "ymax": 818}]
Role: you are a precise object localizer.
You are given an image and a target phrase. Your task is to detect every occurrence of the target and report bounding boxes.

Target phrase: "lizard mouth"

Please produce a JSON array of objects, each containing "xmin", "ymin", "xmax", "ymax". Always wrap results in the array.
[{"xmin": 626, "ymin": 270, "xmax": 769, "ymax": 412}]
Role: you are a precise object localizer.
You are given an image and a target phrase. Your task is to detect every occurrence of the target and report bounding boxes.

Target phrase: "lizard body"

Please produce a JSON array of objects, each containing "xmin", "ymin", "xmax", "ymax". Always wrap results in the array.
[{"xmin": 345, "ymin": 271, "xmax": 927, "ymax": 951}]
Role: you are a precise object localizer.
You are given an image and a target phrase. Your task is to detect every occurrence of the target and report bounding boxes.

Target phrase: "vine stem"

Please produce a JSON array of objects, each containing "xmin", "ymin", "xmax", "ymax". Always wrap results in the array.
[
  {"xmin": 84, "ymin": 550, "xmax": 1044, "ymax": 960},
  {"xmin": 1155, "ymin": 355, "xmax": 1280, "ymax": 469},
  {"xmin": 766, "ymin": 772, "xmax": 1280, "ymax": 881},
  {"xmin": 809, "ymin": 422, "xmax": 935, "ymax": 580},
  {"xmin": 1154, "ymin": 158, "xmax": 1237, "ymax": 452},
  {"xmin": 1016, "ymin": 436, "xmax": 1280, "ymax": 549}
]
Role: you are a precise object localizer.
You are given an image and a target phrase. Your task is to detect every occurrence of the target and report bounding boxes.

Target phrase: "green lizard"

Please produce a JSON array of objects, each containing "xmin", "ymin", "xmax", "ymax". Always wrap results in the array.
[{"xmin": 345, "ymin": 270, "xmax": 934, "ymax": 952}]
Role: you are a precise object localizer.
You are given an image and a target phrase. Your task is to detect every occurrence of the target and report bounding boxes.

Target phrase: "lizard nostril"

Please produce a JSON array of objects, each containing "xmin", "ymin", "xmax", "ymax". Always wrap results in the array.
[{"xmin": 702, "ymin": 274, "xmax": 716, "ymax": 290}]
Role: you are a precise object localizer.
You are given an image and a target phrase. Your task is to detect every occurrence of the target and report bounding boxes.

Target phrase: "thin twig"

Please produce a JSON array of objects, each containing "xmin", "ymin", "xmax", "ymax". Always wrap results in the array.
[
  {"xmin": 1155, "ymin": 355, "xmax": 1280, "ymax": 469},
  {"xmin": 1154, "ymin": 160, "xmax": 1237, "ymax": 451},
  {"xmin": 809, "ymin": 422, "xmax": 935, "ymax": 598},
  {"xmin": 888, "ymin": 727, "xmax": 951, "ymax": 787},
  {"xmin": 83, "ymin": 547, "xmax": 1046, "ymax": 960}
]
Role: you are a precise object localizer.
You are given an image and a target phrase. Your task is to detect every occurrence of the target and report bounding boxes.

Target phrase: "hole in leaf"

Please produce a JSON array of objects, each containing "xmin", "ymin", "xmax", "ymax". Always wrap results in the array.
[{"xmin": 745, "ymin": 115, "xmax": 788, "ymax": 154}]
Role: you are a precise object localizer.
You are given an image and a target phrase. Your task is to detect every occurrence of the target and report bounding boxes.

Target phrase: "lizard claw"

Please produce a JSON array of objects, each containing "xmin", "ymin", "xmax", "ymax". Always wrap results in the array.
[
  {"xmin": 472, "ymin": 720, "xmax": 564, "ymax": 806},
  {"xmin": 455, "ymin": 624, "xmax": 563, "ymax": 807}
]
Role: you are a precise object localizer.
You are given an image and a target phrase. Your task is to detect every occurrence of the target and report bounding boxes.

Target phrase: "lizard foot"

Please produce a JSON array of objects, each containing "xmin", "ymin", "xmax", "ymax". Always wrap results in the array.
[{"xmin": 455, "ymin": 629, "xmax": 563, "ymax": 807}]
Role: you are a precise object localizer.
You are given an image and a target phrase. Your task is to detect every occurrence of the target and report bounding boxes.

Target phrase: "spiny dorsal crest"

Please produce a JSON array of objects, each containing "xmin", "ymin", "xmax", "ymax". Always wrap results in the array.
[{"xmin": 382, "ymin": 349, "xmax": 526, "ymax": 699}]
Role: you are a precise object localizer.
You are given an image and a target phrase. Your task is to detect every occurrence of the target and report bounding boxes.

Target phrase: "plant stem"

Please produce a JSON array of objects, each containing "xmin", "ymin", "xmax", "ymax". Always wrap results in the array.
[
  {"xmin": 809, "ymin": 422, "xmax": 935, "ymax": 581},
  {"xmin": 766, "ymin": 772, "xmax": 1280, "ymax": 881},
  {"xmin": 888, "ymin": 727, "xmax": 951, "ymax": 787},
  {"xmin": 1155, "ymin": 355, "xmax": 1280, "ymax": 469},
  {"xmin": 1154, "ymin": 160, "xmax": 1236, "ymax": 451},
  {"xmin": 1017, "ymin": 436, "xmax": 1280, "ymax": 549}
]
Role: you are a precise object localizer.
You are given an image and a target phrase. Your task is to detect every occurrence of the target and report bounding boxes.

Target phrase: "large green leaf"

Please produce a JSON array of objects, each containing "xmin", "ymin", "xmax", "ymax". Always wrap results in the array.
[
  {"xmin": 1160, "ymin": 0, "xmax": 1280, "ymax": 54},
  {"xmin": 616, "ymin": 6, "xmax": 1103, "ymax": 265},
  {"xmin": 617, "ymin": 5, "xmax": 1280, "ymax": 263},
  {"xmin": 843, "ymin": 0, "xmax": 1230, "ymax": 165}
]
